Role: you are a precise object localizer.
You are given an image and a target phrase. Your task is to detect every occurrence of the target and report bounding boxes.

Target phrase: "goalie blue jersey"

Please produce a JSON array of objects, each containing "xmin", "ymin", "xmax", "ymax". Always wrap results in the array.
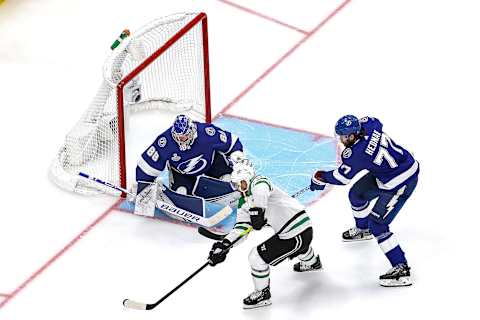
[
  {"xmin": 136, "ymin": 122, "xmax": 243, "ymax": 183},
  {"xmin": 322, "ymin": 117, "xmax": 419, "ymax": 190}
]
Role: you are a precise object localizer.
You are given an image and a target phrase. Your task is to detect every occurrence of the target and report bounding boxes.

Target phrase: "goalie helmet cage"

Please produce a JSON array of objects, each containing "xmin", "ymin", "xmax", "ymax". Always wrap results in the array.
[{"xmin": 49, "ymin": 12, "xmax": 211, "ymax": 196}]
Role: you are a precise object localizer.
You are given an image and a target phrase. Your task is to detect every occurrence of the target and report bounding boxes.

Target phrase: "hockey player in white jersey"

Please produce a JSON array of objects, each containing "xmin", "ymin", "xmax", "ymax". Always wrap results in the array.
[{"xmin": 208, "ymin": 160, "xmax": 322, "ymax": 309}]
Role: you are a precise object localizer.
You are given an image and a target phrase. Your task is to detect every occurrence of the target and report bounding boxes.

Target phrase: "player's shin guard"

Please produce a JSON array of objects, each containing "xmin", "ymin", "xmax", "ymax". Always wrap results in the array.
[
  {"xmin": 376, "ymin": 232, "xmax": 407, "ymax": 267},
  {"xmin": 248, "ymin": 247, "xmax": 270, "ymax": 291},
  {"xmin": 245, "ymin": 248, "xmax": 272, "ymax": 309}
]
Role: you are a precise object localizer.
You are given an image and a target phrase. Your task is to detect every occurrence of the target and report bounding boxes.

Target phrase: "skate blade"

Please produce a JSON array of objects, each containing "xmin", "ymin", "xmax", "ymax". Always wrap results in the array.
[
  {"xmin": 379, "ymin": 276, "xmax": 412, "ymax": 287},
  {"xmin": 243, "ymin": 299, "xmax": 272, "ymax": 309},
  {"xmin": 342, "ymin": 236, "xmax": 374, "ymax": 242},
  {"xmin": 293, "ymin": 266, "xmax": 323, "ymax": 273}
]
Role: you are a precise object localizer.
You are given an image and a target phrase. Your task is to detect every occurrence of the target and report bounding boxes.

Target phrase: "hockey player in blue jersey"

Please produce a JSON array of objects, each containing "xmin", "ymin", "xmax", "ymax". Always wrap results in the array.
[
  {"xmin": 310, "ymin": 115, "xmax": 419, "ymax": 287},
  {"xmin": 135, "ymin": 114, "xmax": 245, "ymax": 197}
]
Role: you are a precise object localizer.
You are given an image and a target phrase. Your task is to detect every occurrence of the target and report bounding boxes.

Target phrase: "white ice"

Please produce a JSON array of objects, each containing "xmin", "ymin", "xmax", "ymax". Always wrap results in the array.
[{"xmin": 0, "ymin": 0, "xmax": 479, "ymax": 319}]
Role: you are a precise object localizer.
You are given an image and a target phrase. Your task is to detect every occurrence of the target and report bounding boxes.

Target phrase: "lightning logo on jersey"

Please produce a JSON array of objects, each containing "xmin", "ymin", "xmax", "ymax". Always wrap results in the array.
[
  {"xmin": 136, "ymin": 122, "xmax": 244, "ymax": 184},
  {"xmin": 384, "ymin": 185, "xmax": 406, "ymax": 218},
  {"xmin": 178, "ymin": 155, "xmax": 208, "ymax": 174}
]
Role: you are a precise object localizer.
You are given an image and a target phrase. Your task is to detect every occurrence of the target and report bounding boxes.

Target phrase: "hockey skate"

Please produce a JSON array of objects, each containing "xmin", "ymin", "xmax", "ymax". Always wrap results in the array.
[
  {"xmin": 342, "ymin": 227, "xmax": 373, "ymax": 242},
  {"xmin": 243, "ymin": 287, "xmax": 272, "ymax": 309},
  {"xmin": 379, "ymin": 263, "xmax": 412, "ymax": 287},
  {"xmin": 293, "ymin": 255, "xmax": 322, "ymax": 272}
]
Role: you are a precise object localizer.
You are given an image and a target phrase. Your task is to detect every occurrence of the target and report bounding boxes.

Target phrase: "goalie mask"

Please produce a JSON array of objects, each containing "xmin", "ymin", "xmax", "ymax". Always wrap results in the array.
[
  {"xmin": 171, "ymin": 114, "xmax": 197, "ymax": 151},
  {"xmin": 231, "ymin": 160, "xmax": 255, "ymax": 193}
]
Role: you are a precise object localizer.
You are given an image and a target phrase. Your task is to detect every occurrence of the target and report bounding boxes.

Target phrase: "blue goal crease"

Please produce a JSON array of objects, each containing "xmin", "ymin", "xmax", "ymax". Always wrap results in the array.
[{"xmin": 118, "ymin": 115, "xmax": 338, "ymax": 231}]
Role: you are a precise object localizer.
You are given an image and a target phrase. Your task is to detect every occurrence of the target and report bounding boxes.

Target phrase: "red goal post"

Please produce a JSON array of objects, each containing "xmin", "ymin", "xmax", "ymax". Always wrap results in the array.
[{"xmin": 49, "ymin": 13, "xmax": 211, "ymax": 196}]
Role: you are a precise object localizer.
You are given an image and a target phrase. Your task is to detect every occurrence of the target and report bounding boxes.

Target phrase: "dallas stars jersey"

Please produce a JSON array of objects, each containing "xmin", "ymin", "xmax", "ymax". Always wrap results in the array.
[
  {"xmin": 225, "ymin": 176, "xmax": 311, "ymax": 244},
  {"xmin": 322, "ymin": 117, "xmax": 419, "ymax": 190},
  {"xmin": 136, "ymin": 122, "xmax": 243, "ymax": 183}
]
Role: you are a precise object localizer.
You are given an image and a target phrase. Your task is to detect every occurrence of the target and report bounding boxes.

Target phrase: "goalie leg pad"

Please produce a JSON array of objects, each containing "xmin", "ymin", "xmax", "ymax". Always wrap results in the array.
[{"xmin": 192, "ymin": 175, "xmax": 240, "ymax": 208}]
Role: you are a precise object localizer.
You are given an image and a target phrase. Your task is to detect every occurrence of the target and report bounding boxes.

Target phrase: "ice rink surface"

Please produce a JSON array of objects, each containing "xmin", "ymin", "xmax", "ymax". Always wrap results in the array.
[{"xmin": 1, "ymin": 0, "xmax": 479, "ymax": 319}]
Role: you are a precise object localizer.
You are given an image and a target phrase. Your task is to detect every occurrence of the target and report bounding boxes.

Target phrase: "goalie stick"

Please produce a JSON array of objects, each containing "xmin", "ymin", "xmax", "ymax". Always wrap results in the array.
[
  {"xmin": 78, "ymin": 172, "xmax": 232, "ymax": 227},
  {"xmin": 123, "ymin": 226, "xmax": 253, "ymax": 310},
  {"xmin": 198, "ymin": 185, "xmax": 311, "ymax": 240}
]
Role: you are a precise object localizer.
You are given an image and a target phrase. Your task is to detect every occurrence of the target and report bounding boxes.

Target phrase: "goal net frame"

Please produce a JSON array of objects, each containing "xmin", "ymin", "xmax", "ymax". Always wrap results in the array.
[{"xmin": 49, "ymin": 12, "xmax": 211, "ymax": 197}]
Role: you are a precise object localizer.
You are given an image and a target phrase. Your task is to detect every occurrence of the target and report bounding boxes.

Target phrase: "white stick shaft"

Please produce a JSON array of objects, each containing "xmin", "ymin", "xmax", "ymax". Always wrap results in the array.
[{"xmin": 78, "ymin": 172, "xmax": 134, "ymax": 196}]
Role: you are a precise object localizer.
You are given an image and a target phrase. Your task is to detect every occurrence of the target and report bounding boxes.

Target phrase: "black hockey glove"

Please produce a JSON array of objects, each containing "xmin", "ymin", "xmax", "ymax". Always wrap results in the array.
[
  {"xmin": 249, "ymin": 207, "xmax": 267, "ymax": 230},
  {"xmin": 208, "ymin": 239, "xmax": 232, "ymax": 266}
]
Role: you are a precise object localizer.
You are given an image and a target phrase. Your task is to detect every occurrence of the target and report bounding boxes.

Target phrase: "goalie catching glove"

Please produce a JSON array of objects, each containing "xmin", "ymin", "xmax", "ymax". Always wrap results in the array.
[
  {"xmin": 310, "ymin": 171, "xmax": 327, "ymax": 191},
  {"xmin": 208, "ymin": 239, "xmax": 232, "ymax": 266}
]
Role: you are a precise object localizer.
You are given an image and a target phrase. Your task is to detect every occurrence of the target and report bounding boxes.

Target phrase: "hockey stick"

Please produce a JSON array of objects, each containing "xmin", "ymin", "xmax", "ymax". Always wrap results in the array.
[
  {"xmin": 123, "ymin": 226, "xmax": 253, "ymax": 310},
  {"xmin": 78, "ymin": 172, "xmax": 232, "ymax": 227},
  {"xmin": 197, "ymin": 185, "xmax": 311, "ymax": 240}
]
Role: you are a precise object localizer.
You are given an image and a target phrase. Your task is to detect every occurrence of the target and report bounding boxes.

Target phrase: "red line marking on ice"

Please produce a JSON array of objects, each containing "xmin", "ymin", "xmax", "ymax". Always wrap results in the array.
[
  {"xmin": 217, "ymin": 0, "xmax": 309, "ymax": 35},
  {"xmin": 0, "ymin": 199, "xmax": 122, "ymax": 310},
  {"xmin": 0, "ymin": 294, "xmax": 10, "ymax": 298},
  {"xmin": 214, "ymin": 0, "xmax": 352, "ymax": 120},
  {"xmin": 0, "ymin": 0, "xmax": 352, "ymax": 311},
  {"xmin": 114, "ymin": 207, "xmax": 226, "ymax": 233},
  {"xmin": 221, "ymin": 113, "xmax": 330, "ymax": 140}
]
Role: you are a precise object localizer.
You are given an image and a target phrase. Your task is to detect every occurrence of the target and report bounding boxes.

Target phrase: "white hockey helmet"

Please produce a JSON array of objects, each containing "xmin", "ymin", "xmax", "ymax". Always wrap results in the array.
[{"xmin": 231, "ymin": 159, "xmax": 255, "ymax": 192}]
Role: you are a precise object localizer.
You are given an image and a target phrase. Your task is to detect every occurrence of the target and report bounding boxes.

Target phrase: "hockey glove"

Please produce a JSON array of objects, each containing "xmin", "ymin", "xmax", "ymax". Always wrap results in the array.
[
  {"xmin": 249, "ymin": 207, "xmax": 267, "ymax": 230},
  {"xmin": 208, "ymin": 239, "xmax": 232, "ymax": 266},
  {"xmin": 310, "ymin": 171, "xmax": 326, "ymax": 191}
]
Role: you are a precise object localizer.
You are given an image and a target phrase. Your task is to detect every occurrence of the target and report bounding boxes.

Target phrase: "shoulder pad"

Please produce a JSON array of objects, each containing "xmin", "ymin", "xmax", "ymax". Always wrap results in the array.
[
  {"xmin": 250, "ymin": 176, "xmax": 273, "ymax": 192},
  {"xmin": 342, "ymin": 148, "xmax": 353, "ymax": 159},
  {"xmin": 204, "ymin": 126, "xmax": 216, "ymax": 137},
  {"xmin": 157, "ymin": 136, "xmax": 168, "ymax": 148}
]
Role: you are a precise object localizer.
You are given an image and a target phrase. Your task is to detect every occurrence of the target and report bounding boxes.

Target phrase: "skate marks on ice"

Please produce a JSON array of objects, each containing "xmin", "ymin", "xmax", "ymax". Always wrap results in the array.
[
  {"xmin": 117, "ymin": 114, "xmax": 337, "ymax": 231},
  {"xmin": 215, "ymin": 114, "xmax": 338, "ymax": 204}
]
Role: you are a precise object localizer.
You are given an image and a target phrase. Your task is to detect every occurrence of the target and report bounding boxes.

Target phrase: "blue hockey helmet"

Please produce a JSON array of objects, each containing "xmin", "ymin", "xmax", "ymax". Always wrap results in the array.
[
  {"xmin": 171, "ymin": 114, "xmax": 197, "ymax": 151},
  {"xmin": 335, "ymin": 115, "xmax": 361, "ymax": 136}
]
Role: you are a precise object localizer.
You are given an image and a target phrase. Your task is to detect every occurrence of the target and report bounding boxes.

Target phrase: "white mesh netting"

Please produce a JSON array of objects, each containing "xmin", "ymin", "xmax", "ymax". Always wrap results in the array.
[{"xmin": 49, "ymin": 13, "xmax": 209, "ymax": 195}]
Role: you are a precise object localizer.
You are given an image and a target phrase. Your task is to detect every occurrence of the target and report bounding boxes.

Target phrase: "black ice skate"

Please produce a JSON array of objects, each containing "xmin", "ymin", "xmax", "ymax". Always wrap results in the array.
[
  {"xmin": 293, "ymin": 255, "xmax": 322, "ymax": 272},
  {"xmin": 243, "ymin": 287, "xmax": 272, "ymax": 309},
  {"xmin": 342, "ymin": 227, "xmax": 373, "ymax": 242},
  {"xmin": 379, "ymin": 263, "xmax": 412, "ymax": 287}
]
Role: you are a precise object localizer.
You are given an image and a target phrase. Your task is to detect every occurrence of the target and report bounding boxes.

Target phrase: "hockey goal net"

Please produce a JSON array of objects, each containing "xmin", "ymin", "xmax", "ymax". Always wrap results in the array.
[{"xmin": 49, "ymin": 12, "xmax": 211, "ymax": 196}]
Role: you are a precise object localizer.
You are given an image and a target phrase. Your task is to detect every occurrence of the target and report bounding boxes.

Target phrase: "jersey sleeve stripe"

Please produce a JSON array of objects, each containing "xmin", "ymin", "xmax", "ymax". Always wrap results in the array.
[
  {"xmin": 333, "ymin": 169, "xmax": 351, "ymax": 184},
  {"xmin": 225, "ymin": 134, "xmax": 238, "ymax": 154},
  {"xmin": 137, "ymin": 156, "xmax": 163, "ymax": 177}
]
